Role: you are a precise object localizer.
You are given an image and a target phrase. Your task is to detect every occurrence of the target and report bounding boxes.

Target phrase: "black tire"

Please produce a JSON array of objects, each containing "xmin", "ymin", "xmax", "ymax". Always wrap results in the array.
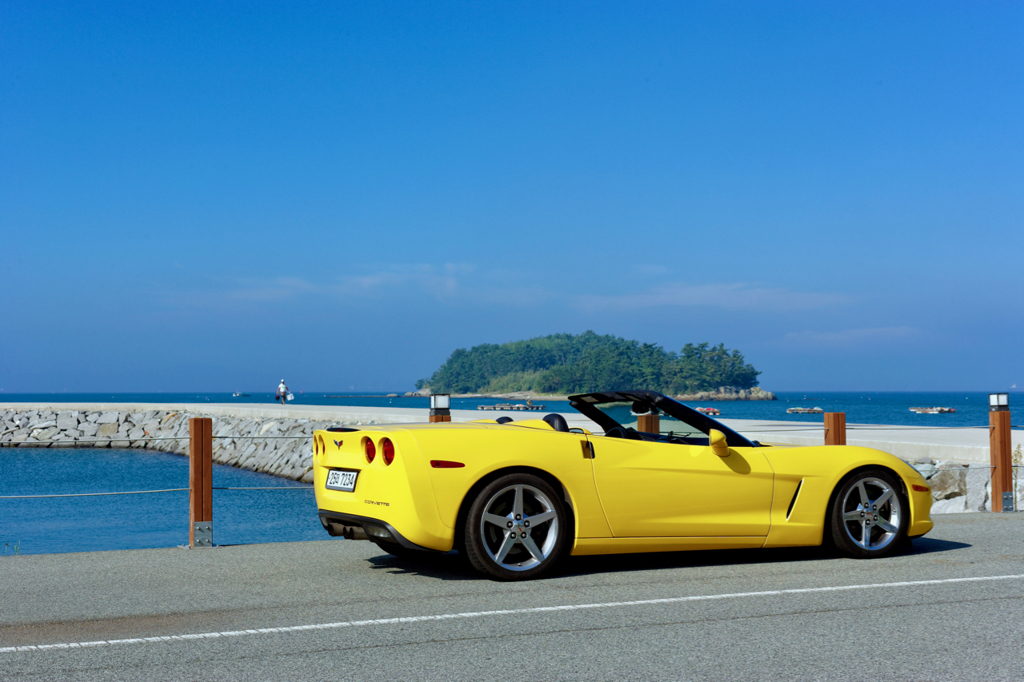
[
  {"xmin": 830, "ymin": 468, "xmax": 908, "ymax": 559},
  {"xmin": 463, "ymin": 473, "xmax": 568, "ymax": 581}
]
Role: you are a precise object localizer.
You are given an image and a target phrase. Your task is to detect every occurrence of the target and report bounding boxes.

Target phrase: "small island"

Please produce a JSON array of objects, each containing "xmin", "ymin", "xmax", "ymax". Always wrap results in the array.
[{"xmin": 415, "ymin": 331, "xmax": 775, "ymax": 401}]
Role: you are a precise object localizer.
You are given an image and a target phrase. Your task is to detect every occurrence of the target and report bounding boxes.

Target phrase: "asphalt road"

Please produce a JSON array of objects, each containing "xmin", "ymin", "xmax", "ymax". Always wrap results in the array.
[{"xmin": 2, "ymin": 513, "xmax": 1023, "ymax": 681}]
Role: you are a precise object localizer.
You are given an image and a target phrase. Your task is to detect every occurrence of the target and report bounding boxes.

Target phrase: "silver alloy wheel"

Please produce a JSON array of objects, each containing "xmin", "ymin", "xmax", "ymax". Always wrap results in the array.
[
  {"xmin": 479, "ymin": 483, "xmax": 560, "ymax": 572},
  {"xmin": 839, "ymin": 476, "xmax": 902, "ymax": 551}
]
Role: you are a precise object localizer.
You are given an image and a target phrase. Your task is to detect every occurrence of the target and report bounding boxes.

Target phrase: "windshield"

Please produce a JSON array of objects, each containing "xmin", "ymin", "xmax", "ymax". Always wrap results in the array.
[{"xmin": 568, "ymin": 390, "xmax": 755, "ymax": 448}]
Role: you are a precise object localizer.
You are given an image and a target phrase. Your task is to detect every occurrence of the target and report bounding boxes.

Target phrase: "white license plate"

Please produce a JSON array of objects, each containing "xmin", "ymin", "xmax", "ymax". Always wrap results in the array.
[{"xmin": 325, "ymin": 469, "xmax": 358, "ymax": 492}]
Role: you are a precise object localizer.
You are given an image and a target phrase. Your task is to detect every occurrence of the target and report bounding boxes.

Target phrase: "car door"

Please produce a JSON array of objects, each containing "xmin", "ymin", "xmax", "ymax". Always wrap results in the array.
[{"xmin": 589, "ymin": 435, "xmax": 775, "ymax": 537}]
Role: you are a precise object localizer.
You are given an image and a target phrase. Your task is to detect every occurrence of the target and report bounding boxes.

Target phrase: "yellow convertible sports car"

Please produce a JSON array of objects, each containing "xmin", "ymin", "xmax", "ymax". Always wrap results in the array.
[{"xmin": 313, "ymin": 390, "xmax": 933, "ymax": 580}]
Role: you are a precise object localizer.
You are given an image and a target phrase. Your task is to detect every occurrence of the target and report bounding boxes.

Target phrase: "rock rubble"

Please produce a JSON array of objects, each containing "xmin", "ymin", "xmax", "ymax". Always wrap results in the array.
[{"xmin": 909, "ymin": 458, "xmax": 1023, "ymax": 513}]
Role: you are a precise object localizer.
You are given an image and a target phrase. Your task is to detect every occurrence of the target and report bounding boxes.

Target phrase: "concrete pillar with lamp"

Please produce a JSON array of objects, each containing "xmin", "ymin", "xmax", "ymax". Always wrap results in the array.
[
  {"xmin": 989, "ymin": 392, "xmax": 1013, "ymax": 512},
  {"xmin": 429, "ymin": 394, "xmax": 451, "ymax": 423}
]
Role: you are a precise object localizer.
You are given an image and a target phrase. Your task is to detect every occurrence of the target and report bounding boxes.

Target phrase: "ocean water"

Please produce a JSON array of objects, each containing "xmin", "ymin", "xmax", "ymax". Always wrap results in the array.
[
  {"xmin": 0, "ymin": 447, "xmax": 335, "ymax": 556},
  {"xmin": 2, "ymin": 391, "xmax": 1020, "ymax": 428}
]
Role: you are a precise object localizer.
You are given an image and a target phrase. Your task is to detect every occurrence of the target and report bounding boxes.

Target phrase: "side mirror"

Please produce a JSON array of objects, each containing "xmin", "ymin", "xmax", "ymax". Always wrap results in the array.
[{"xmin": 709, "ymin": 429, "xmax": 729, "ymax": 457}]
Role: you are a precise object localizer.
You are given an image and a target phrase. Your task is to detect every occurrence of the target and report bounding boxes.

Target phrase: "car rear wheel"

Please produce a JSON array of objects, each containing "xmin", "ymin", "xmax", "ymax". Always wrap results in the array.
[
  {"xmin": 463, "ymin": 473, "xmax": 567, "ymax": 581},
  {"xmin": 830, "ymin": 469, "xmax": 908, "ymax": 558}
]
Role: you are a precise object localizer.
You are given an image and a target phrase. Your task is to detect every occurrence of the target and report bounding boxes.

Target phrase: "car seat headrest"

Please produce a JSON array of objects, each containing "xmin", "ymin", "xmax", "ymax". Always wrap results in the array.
[{"xmin": 543, "ymin": 413, "xmax": 569, "ymax": 432}]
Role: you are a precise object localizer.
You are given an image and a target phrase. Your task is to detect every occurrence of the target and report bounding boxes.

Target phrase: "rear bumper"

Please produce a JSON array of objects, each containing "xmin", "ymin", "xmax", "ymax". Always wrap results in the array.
[
  {"xmin": 313, "ymin": 429, "xmax": 455, "ymax": 551},
  {"xmin": 318, "ymin": 509, "xmax": 438, "ymax": 552}
]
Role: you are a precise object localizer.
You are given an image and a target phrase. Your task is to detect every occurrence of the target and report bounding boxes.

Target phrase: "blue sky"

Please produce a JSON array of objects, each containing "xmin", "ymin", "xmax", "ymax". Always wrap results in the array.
[{"xmin": 2, "ymin": 2, "xmax": 1022, "ymax": 393}]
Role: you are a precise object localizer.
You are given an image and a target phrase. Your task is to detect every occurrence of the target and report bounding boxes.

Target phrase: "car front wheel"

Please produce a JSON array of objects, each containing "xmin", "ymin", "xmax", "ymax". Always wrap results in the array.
[
  {"xmin": 830, "ymin": 469, "xmax": 908, "ymax": 558},
  {"xmin": 463, "ymin": 473, "xmax": 568, "ymax": 581}
]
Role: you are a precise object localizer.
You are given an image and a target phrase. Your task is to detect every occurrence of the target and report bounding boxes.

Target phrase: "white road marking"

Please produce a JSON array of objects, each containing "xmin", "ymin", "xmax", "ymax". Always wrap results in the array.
[{"xmin": 4, "ymin": 573, "xmax": 1023, "ymax": 654}]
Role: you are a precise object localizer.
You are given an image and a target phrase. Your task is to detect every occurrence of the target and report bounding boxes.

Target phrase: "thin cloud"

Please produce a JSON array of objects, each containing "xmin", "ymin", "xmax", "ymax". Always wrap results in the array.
[
  {"xmin": 632, "ymin": 264, "xmax": 670, "ymax": 277},
  {"xmin": 173, "ymin": 271, "xmax": 846, "ymax": 319},
  {"xmin": 201, "ymin": 264, "xmax": 476, "ymax": 306},
  {"xmin": 221, "ymin": 277, "xmax": 319, "ymax": 303},
  {"xmin": 784, "ymin": 326, "xmax": 921, "ymax": 348},
  {"xmin": 161, "ymin": 265, "xmax": 465, "ymax": 310},
  {"xmin": 331, "ymin": 263, "xmax": 470, "ymax": 298},
  {"xmin": 574, "ymin": 282, "xmax": 849, "ymax": 313}
]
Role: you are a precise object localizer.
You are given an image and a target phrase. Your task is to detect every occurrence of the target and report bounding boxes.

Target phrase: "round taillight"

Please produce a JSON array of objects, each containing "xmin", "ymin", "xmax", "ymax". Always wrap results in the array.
[
  {"xmin": 382, "ymin": 438, "xmax": 395, "ymax": 466},
  {"xmin": 364, "ymin": 438, "xmax": 376, "ymax": 463}
]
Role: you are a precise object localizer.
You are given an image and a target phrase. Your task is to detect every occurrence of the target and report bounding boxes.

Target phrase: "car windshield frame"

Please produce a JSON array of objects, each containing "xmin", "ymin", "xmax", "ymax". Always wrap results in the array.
[{"xmin": 567, "ymin": 390, "xmax": 756, "ymax": 448}]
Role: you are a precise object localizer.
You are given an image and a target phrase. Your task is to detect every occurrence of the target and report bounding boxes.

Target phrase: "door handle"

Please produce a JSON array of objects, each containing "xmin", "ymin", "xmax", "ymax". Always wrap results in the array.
[{"xmin": 581, "ymin": 441, "xmax": 595, "ymax": 459}]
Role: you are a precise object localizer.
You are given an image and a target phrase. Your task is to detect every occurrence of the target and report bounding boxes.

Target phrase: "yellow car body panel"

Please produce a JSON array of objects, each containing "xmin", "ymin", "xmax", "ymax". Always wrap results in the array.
[
  {"xmin": 588, "ymin": 437, "xmax": 775, "ymax": 537},
  {"xmin": 313, "ymin": 414, "xmax": 933, "ymax": 558}
]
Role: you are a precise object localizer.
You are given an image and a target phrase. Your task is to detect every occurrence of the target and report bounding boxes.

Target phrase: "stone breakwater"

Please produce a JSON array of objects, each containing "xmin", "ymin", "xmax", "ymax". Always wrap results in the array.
[{"xmin": 0, "ymin": 408, "xmax": 360, "ymax": 483}]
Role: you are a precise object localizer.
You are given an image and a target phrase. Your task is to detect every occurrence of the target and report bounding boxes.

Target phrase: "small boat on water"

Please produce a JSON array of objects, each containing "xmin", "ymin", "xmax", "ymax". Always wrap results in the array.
[
  {"xmin": 787, "ymin": 407, "xmax": 824, "ymax": 414},
  {"xmin": 695, "ymin": 407, "xmax": 721, "ymax": 416},
  {"xmin": 478, "ymin": 403, "xmax": 546, "ymax": 411},
  {"xmin": 909, "ymin": 407, "xmax": 955, "ymax": 414},
  {"xmin": 232, "ymin": 392, "xmax": 250, "ymax": 397}
]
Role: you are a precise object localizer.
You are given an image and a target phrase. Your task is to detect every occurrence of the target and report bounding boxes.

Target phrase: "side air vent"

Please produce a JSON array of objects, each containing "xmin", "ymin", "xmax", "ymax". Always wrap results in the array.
[{"xmin": 786, "ymin": 479, "xmax": 804, "ymax": 520}]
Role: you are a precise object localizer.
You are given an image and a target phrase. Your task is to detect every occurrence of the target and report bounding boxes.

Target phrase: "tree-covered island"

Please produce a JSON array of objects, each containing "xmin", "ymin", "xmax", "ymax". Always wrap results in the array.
[{"xmin": 416, "ymin": 331, "xmax": 773, "ymax": 399}]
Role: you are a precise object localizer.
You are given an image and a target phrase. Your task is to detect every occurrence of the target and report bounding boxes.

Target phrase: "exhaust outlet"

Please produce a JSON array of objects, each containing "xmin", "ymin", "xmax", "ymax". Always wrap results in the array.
[{"xmin": 325, "ymin": 521, "xmax": 368, "ymax": 540}]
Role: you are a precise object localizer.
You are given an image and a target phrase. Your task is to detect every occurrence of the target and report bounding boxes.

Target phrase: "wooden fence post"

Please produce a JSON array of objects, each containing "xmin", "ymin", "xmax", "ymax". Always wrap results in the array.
[
  {"xmin": 990, "ymin": 406, "xmax": 1012, "ymax": 512},
  {"xmin": 189, "ymin": 417, "xmax": 213, "ymax": 547},
  {"xmin": 824, "ymin": 412, "xmax": 846, "ymax": 446},
  {"xmin": 637, "ymin": 413, "xmax": 660, "ymax": 434}
]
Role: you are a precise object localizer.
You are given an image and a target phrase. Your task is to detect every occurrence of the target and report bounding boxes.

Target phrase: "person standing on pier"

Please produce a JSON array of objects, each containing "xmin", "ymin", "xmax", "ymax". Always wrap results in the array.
[{"xmin": 276, "ymin": 379, "xmax": 289, "ymax": 405}]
